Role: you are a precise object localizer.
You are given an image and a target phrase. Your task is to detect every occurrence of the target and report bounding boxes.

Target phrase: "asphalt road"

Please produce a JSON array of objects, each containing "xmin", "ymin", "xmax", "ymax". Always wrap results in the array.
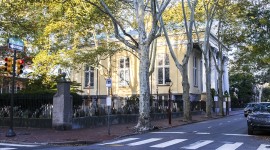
[{"xmin": 2, "ymin": 114, "xmax": 270, "ymax": 150}]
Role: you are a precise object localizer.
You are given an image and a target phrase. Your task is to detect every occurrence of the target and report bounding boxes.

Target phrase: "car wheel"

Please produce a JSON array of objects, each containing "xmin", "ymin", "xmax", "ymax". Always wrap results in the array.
[
  {"xmin": 248, "ymin": 126, "xmax": 253, "ymax": 135},
  {"xmin": 244, "ymin": 114, "xmax": 248, "ymax": 117}
]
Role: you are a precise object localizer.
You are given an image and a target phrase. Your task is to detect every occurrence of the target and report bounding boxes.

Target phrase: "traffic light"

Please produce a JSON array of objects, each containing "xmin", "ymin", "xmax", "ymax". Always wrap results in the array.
[
  {"xmin": 0, "ymin": 65, "xmax": 5, "ymax": 71},
  {"xmin": 4, "ymin": 57, "xmax": 13, "ymax": 73},
  {"xmin": 16, "ymin": 59, "xmax": 24, "ymax": 75}
]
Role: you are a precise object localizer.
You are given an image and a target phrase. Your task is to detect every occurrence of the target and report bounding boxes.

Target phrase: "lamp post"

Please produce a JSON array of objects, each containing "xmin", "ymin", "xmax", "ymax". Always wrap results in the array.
[
  {"xmin": 224, "ymin": 91, "xmax": 229, "ymax": 116},
  {"xmin": 165, "ymin": 78, "xmax": 173, "ymax": 125},
  {"xmin": 156, "ymin": 87, "xmax": 158, "ymax": 110}
]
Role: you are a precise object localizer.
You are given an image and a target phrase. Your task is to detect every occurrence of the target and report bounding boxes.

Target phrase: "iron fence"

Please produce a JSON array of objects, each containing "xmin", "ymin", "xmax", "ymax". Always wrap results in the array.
[{"xmin": 0, "ymin": 94, "xmax": 205, "ymax": 119}]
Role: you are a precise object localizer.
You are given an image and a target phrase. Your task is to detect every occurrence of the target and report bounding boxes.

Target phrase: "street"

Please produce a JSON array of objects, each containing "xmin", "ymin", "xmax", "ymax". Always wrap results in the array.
[
  {"xmin": 43, "ymin": 113, "xmax": 270, "ymax": 150},
  {"xmin": 1, "ymin": 113, "xmax": 270, "ymax": 150}
]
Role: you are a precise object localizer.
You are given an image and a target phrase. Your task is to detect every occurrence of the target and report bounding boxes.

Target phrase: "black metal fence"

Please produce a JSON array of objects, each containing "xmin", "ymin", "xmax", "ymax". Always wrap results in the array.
[
  {"xmin": 0, "ymin": 93, "xmax": 82, "ymax": 119},
  {"xmin": 0, "ymin": 94, "xmax": 205, "ymax": 119}
]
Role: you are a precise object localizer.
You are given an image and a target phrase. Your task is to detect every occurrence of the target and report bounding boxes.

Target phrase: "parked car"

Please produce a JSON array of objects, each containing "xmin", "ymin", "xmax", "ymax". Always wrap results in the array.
[
  {"xmin": 247, "ymin": 102, "xmax": 270, "ymax": 135},
  {"xmin": 244, "ymin": 102, "xmax": 257, "ymax": 117}
]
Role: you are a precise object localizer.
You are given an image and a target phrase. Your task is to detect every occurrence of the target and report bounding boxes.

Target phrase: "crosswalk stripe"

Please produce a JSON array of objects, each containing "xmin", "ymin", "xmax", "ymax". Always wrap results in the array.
[
  {"xmin": 216, "ymin": 142, "xmax": 243, "ymax": 150},
  {"xmin": 151, "ymin": 132, "xmax": 186, "ymax": 134},
  {"xmin": 223, "ymin": 133, "xmax": 251, "ymax": 137},
  {"xmin": 182, "ymin": 140, "xmax": 213, "ymax": 149},
  {"xmin": 257, "ymin": 144, "xmax": 270, "ymax": 150},
  {"xmin": 150, "ymin": 139, "xmax": 187, "ymax": 148},
  {"xmin": 196, "ymin": 132, "xmax": 210, "ymax": 135},
  {"xmin": 98, "ymin": 138, "xmax": 139, "ymax": 145},
  {"xmin": 127, "ymin": 138, "xmax": 162, "ymax": 146},
  {"xmin": 0, "ymin": 143, "xmax": 39, "ymax": 147}
]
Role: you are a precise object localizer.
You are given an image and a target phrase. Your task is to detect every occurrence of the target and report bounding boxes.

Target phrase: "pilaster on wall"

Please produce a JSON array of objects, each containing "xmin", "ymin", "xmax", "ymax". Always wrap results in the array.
[{"xmin": 52, "ymin": 80, "xmax": 73, "ymax": 130}]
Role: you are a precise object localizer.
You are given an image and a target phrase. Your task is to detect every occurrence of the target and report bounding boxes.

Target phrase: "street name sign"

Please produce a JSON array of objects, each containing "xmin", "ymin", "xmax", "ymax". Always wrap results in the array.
[{"xmin": 8, "ymin": 37, "xmax": 24, "ymax": 52}]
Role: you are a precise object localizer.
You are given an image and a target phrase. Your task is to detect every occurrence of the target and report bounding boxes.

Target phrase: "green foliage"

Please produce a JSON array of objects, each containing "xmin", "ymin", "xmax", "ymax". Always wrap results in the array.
[
  {"xmin": 262, "ymin": 87, "xmax": 270, "ymax": 102},
  {"xmin": 210, "ymin": 88, "xmax": 217, "ymax": 98},
  {"xmin": 72, "ymin": 42, "xmax": 124, "ymax": 71},
  {"xmin": 19, "ymin": 74, "xmax": 82, "ymax": 94},
  {"xmin": 225, "ymin": 0, "xmax": 270, "ymax": 79},
  {"xmin": 0, "ymin": 1, "xmax": 124, "ymax": 89},
  {"xmin": 229, "ymin": 72, "xmax": 255, "ymax": 104}
]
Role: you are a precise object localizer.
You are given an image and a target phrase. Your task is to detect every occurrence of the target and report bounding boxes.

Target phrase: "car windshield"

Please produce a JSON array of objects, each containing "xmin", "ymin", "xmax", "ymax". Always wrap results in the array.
[
  {"xmin": 245, "ymin": 103, "xmax": 255, "ymax": 108},
  {"xmin": 253, "ymin": 103, "xmax": 270, "ymax": 113}
]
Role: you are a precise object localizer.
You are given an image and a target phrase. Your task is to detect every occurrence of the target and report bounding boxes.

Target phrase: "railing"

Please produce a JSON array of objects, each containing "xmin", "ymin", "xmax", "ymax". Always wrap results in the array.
[{"xmin": 0, "ymin": 94, "xmax": 206, "ymax": 119}]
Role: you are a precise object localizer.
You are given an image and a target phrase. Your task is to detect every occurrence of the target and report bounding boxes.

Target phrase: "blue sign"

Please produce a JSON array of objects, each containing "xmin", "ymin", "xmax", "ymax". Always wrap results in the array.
[
  {"xmin": 106, "ymin": 78, "xmax": 112, "ymax": 87},
  {"xmin": 8, "ymin": 37, "xmax": 24, "ymax": 51}
]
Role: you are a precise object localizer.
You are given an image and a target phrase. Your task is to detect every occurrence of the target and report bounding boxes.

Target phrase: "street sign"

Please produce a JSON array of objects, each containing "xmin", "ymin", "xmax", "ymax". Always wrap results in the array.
[
  {"xmin": 8, "ymin": 37, "xmax": 24, "ymax": 52},
  {"xmin": 106, "ymin": 96, "xmax": 112, "ymax": 106},
  {"xmin": 214, "ymin": 96, "xmax": 218, "ymax": 102},
  {"xmin": 106, "ymin": 78, "xmax": 112, "ymax": 88}
]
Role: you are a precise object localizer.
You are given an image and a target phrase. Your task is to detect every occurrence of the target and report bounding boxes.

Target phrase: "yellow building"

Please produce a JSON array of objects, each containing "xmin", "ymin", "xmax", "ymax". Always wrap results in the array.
[{"xmin": 70, "ymin": 33, "xmax": 229, "ymax": 112}]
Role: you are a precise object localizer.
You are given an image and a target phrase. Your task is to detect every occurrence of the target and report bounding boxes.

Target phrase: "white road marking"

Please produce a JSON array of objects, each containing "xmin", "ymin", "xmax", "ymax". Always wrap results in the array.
[
  {"xmin": 216, "ymin": 142, "xmax": 243, "ymax": 150},
  {"xmin": 150, "ymin": 139, "xmax": 187, "ymax": 148},
  {"xmin": 196, "ymin": 132, "xmax": 210, "ymax": 135},
  {"xmin": 257, "ymin": 144, "xmax": 270, "ymax": 150},
  {"xmin": 0, "ymin": 148, "xmax": 16, "ymax": 150},
  {"xmin": 208, "ymin": 126, "xmax": 212, "ymax": 128},
  {"xmin": 151, "ymin": 131, "xmax": 186, "ymax": 134},
  {"xmin": 98, "ymin": 138, "xmax": 139, "ymax": 145},
  {"xmin": 0, "ymin": 143, "xmax": 39, "ymax": 147},
  {"xmin": 127, "ymin": 138, "xmax": 162, "ymax": 146},
  {"xmin": 223, "ymin": 133, "xmax": 251, "ymax": 137},
  {"xmin": 182, "ymin": 140, "xmax": 213, "ymax": 149}
]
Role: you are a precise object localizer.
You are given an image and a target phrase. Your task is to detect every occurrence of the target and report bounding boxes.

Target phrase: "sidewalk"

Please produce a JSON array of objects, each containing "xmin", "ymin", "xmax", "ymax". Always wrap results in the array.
[{"xmin": 0, "ymin": 111, "xmax": 242, "ymax": 145}]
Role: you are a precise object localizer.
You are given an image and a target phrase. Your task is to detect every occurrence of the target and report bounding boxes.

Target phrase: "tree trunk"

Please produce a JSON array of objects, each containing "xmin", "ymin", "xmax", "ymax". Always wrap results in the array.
[
  {"xmin": 218, "ymin": 69, "xmax": 224, "ymax": 116},
  {"xmin": 182, "ymin": 64, "xmax": 192, "ymax": 121},
  {"xmin": 204, "ymin": 54, "xmax": 212, "ymax": 117},
  {"xmin": 135, "ymin": 44, "xmax": 151, "ymax": 131}
]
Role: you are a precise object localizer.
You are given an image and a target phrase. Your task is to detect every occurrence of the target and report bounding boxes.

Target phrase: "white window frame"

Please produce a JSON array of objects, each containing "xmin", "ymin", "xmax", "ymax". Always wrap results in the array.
[
  {"xmin": 84, "ymin": 65, "xmax": 94, "ymax": 88},
  {"xmin": 119, "ymin": 57, "xmax": 130, "ymax": 87},
  {"xmin": 193, "ymin": 56, "xmax": 198, "ymax": 86},
  {"xmin": 157, "ymin": 53, "xmax": 170, "ymax": 85}
]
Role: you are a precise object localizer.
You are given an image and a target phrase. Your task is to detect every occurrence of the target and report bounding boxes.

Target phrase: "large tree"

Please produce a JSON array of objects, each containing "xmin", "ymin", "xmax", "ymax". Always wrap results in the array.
[
  {"xmin": 86, "ymin": 0, "xmax": 171, "ymax": 131},
  {"xmin": 161, "ymin": 0, "xmax": 198, "ymax": 121},
  {"xmin": 225, "ymin": 0, "xmax": 269, "ymax": 83}
]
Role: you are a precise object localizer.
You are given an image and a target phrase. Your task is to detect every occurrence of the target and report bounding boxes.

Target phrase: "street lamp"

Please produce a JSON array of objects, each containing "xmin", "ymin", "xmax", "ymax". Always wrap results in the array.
[
  {"xmin": 165, "ymin": 78, "xmax": 173, "ymax": 125},
  {"xmin": 224, "ymin": 90, "xmax": 229, "ymax": 116},
  {"xmin": 156, "ymin": 87, "xmax": 159, "ymax": 109}
]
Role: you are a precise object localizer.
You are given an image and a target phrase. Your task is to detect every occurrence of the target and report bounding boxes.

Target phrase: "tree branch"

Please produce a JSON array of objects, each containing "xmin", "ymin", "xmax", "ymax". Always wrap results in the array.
[
  {"xmin": 157, "ymin": 1, "xmax": 183, "ymax": 72},
  {"xmin": 85, "ymin": 0, "xmax": 139, "ymax": 50}
]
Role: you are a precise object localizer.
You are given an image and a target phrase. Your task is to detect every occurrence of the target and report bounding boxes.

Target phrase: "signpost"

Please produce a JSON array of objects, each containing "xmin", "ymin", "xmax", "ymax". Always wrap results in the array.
[
  {"xmin": 6, "ymin": 37, "xmax": 24, "ymax": 137},
  {"xmin": 106, "ymin": 78, "xmax": 112, "ymax": 135}
]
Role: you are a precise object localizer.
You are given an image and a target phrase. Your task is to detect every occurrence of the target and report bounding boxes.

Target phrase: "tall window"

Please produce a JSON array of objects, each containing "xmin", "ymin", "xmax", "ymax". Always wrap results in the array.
[
  {"xmin": 193, "ymin": 56, "xmax": 198, "ymax": 86},
  {"xmin": 84, "ymin": 65, "xmax": 94, "ymax": 88},
  {"xmin": 119, "ymin": 57, "xmax": 130, "ymax": 87},
  {"xmin": 157, "ymin": 53, "xmax": 170, "ymax": 84}
]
